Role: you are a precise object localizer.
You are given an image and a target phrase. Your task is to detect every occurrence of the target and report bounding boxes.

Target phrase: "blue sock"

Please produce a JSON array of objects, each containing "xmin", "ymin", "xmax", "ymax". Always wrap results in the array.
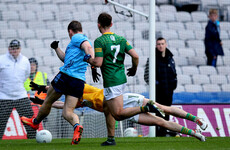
[
  {"xmin": 33, "ymin": 118, "xmax": 39, "ymax": 124},
  {"xmin": 73, "ymin": 123, "xmax": 79, "ymax": 130}
]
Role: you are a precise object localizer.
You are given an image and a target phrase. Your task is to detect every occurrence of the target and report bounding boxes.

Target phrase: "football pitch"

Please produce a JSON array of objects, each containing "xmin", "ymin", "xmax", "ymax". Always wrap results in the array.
[{"xmin": 0, "ymin": 137, "xmax": 230, "ymax": 150}]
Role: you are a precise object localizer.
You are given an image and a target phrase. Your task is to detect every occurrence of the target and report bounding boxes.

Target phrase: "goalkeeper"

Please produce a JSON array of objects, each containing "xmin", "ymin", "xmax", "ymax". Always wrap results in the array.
[{"xmin": 27, "ymin": 82, "xmax": 207, "ymax": 142}]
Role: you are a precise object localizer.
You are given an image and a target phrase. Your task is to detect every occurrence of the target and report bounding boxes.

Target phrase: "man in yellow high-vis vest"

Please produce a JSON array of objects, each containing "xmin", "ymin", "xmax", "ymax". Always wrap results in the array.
[{"xmin": 24, "ymin": 57, "xmax": 50, "ymax": 100}]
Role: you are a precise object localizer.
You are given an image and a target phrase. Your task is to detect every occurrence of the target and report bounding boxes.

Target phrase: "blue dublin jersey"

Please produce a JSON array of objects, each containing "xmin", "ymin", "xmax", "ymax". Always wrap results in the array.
[{"xmin": 60, "ymin": 33, "xmax": 91, "ymax": 81}]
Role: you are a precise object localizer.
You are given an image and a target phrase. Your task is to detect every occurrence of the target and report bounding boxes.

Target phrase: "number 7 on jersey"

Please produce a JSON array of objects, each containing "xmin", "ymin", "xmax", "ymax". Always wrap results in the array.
[{"xmin": 111, "ymin": 45, "xmax": 120, "ymax": 63}]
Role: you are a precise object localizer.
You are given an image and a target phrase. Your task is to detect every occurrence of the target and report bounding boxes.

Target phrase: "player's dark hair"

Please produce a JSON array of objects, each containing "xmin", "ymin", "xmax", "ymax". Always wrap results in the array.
[
  {"xmin": 156, "ymin": 37, "xmax": 165, "ymax": 41},
  {"xmin": 98, "ymin": 12, "xmax": 112, "ymax": 28},
  {"xmin": 68, "ymin": 20, "xmax": 82, "ymax": 33}
]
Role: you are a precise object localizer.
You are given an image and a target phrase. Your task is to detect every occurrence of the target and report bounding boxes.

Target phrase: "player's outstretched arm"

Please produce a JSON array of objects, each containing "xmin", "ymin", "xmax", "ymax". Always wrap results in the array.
[
  {"xmin": 50, "ymin": 41, "xmax": 65, "ymax": 62},
  {"xmin": 30, "ymin": 81, "xmax": 48, "ymax": 94},
  {"xmin": 30, "ymin": 95, "xmax": 65, "ymax": 109}
]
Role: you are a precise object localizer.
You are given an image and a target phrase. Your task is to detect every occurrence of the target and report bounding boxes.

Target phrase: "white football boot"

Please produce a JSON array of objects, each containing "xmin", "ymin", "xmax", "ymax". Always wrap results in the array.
[
  {"xmin": 194, "ymin": 129, "xmax": 206, "ymax": 142},
  {"xmin": 196, "ymin": 118, "xmax": 208, "ymax": 130}
]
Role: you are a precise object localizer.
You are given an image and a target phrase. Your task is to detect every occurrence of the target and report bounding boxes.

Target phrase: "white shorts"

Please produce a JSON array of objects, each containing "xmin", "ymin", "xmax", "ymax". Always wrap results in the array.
[
  {"xmin": 123, "ymin": 93, "xmax": 144, "ymax": 108},
  {"xmin": 123, "ymin": 93, "xmax": 144, "ymax": 123},
  {"xmin": 104, "ymin": 83, "xmax": 126, "ymax": 101}
]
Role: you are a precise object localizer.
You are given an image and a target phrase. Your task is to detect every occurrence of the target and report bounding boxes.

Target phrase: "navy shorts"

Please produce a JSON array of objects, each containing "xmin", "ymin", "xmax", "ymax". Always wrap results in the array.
[{"xmin": 51, "ymin": 72, "xmax": 85, "ymax": 99}]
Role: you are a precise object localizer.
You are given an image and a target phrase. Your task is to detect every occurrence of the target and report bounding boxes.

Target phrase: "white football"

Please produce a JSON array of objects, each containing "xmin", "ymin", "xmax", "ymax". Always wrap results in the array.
[
  {"xmin": 36, "ymin": 130, "xmax": 52, "ymax": 143},
  {"xmin": 124, "ymin": 127, "xmax": 138, "ymax": 137}
]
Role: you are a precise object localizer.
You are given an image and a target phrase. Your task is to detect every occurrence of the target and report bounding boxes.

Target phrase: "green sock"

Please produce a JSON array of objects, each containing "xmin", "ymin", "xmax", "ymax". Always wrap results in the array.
[
  {"xmin": 185, "ymin": 113, "xmax": 198, "ymax": 122},
  {"xmin": 107, "ymin": 136, "xmax": 115, "ymax": 142},
  {"xmin": 180, "ymin": 127, "xmax": 194, "ymax": 136},
  {"xmin": 140, "ymin": 106, "xmax": 148, "ymax": 112}
]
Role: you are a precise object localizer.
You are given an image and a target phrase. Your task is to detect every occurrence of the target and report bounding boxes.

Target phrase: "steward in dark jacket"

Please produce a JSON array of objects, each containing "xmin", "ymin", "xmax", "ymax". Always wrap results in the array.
[
  {"xmin": 144, "ymin": 37, "xmax": 177, "ymax": 137},
  {"xmin": 144, "ymin": 48, "xmax": 177, "ymax": 106}
]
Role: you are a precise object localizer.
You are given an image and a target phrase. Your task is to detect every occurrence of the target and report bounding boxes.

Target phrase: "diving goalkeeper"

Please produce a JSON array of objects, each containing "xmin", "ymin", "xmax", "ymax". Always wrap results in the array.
[{"xmin": 22, "ymin": 82, "xmax": 207, "ymax": 143}]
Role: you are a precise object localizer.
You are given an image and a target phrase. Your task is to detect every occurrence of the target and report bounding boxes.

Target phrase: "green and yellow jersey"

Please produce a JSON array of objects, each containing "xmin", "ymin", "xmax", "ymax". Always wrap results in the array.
[{"xmin": 94, "ymin": 32, "xmax": 133, "ymax": 88}]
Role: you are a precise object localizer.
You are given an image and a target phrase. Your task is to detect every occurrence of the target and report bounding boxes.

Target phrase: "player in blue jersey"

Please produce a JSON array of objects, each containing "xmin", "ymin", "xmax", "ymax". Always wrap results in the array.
[{"xmin": 21, "ymin": 20, "xmax": 94, "ymax": 145}]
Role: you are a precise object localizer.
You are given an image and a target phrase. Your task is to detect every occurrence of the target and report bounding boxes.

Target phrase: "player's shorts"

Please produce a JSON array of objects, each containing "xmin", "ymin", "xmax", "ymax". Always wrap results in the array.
[
  {"xmin": 51, "ymin": 72, "xmax": 84, "ymax": 99},
  {"xmin": 104, "ymin": 83, "xmax": 126, "ymax": 100},
  {"xmin": 123, "ymin": 93, "xmax": 144, "ymax": 123},
  {"xmin": 123, "ymin": 93, "xmax": 144, "ymax": 108}
]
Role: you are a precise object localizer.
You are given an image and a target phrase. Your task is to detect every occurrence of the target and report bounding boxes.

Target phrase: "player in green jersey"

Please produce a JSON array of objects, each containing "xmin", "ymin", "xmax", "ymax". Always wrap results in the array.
[{"xmin": 85, "ymin": 12, "xmax": 161, "ymax": 146}]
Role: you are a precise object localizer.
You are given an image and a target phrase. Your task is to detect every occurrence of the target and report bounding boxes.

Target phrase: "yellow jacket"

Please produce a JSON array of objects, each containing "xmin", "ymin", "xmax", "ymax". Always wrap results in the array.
[{"xmin": 24, "ymin": 71, "xmax": 48, "ymax": 99}]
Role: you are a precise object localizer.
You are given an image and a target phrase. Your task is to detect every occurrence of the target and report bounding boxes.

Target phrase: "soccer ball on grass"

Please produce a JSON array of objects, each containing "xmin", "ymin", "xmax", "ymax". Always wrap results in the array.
[
  {"xmin": 36, "ymin": 130, "xmax": 52, "ymax": 143},
  {"xmin": 124, "ymin": 127, "xmax": 138, "ymax": 137}
]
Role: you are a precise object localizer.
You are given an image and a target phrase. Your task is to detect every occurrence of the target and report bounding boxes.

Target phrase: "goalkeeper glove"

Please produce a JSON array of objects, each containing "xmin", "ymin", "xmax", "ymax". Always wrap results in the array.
[
  {"xmin": 29, "ymin": 96, "xmax": 44, "ymax": 105},
  {"xmin": 83, "ymin": 54, "xmax": 91, "ymax": 62},
  {"xmin": 127, "ymin": 67, "xmax": 137, "ymax": 76},
  {"xmin": 30, "ymin": 81, "xmax": 47, "ymax": 94},
  {"xmin": 91, "ymin": 66, "xmax": 101, "ymax": 82},
  {"xmin": 50, "ymin": 41, "xmax": 59, "ymax": 49}
]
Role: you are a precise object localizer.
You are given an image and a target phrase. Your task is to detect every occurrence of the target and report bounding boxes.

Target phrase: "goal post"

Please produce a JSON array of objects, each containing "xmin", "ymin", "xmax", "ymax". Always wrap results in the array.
[{"xmin": 148, "ymin": 0, "xmax": 156, "ymax": 137}]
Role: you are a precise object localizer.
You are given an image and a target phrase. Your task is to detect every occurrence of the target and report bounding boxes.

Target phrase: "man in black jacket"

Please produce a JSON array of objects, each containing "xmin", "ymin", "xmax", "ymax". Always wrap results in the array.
[
  {"xmin": 205, "ymin": 9, "xmax": 224, "ymax": 67},
  {"xmin": 144, "ymin": 37, "xmax": 177, "ymax": 137}
]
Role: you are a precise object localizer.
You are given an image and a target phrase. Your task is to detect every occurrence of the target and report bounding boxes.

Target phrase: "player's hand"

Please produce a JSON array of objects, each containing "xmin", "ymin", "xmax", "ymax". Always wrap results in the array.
[
  {"xmin": 127, "ymin": 67, "xmax": 137, "ymax": 76},
  {"xmin": 83, "ymin": 54, "xmax": 91, "ymax": 62},
  {"xmin": 50, "ymin": 41, "xmax": 59, "ymax": 49},
  {"xmin": 91, "ymin": 66, "xmax": 101, "ymax": 82},
  {"xmin": 29, "ymin": 81, "xmax": 47, "ymax": 94},
  {"xmin": 29, "ymin": 96, "xmax": 44, "ymax": 105}
]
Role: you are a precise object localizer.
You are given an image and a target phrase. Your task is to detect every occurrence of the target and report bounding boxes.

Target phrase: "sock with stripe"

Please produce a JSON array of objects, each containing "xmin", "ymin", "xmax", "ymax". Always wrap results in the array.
[
  {"xmin": 73, "ymin": 123, "xmax": 79, "ymax": 130},
  {"xmin": 140, "ymin": 106, "xmax": 148, "ymax": 112},
  {"xmin": 185, "ymin": 113, "xmax": 199, "ymax": 122},
  {"xmin": 180, "ymin": 127, "xmax": 195, "ymax": 136}
]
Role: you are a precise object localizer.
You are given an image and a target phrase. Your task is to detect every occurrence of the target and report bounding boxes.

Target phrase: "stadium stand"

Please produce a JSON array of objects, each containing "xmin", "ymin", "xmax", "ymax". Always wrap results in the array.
[
  {"xmin": 168, "ymin": 39, "xmax": 186, "ymax": 48},
  {"xmin": 185, "ymin": 22, "xmax": 203, "ymax": 30},
  {"xmin": 181, "ymin": 66, "xmax": 200, "ymax": 75},
  {"xmin": 203, "ymin": 84, "xmax": 222, "ymax": 92},
  {"xmin": 210, "ymin": 74, "xmax": 228, "ymax": 84},
  {"xmin": 199, "ymin": 66, "xmax": 218, "ymax": 75},
  {"xmin": 188, "ymin": 56, "xmax": 206, "ymax": 66},
  {"xmin": 192, "ymin": 74, "xmax": 210, "ymax": 84},
  {"xmin": 184, "ymin": 84, "xmax": 203, "ymax": 92},
  {"xmin": 177, "ymin": 74, "xmax": 192, "ymax": 85},
  {"xmin": 175, "ymin": 11, "xmax": 192, "ymax": 22}
]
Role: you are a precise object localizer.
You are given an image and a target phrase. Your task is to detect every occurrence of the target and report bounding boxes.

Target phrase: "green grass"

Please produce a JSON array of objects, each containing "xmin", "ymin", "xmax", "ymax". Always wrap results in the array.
[{"xmin": 0, "ymin": 137, "xmax": 230, "ymax": 150}]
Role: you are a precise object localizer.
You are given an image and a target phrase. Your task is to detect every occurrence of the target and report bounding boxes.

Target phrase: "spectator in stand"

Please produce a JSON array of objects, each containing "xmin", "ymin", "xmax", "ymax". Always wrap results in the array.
[
  {"xmin": 205, "ymin": 9, "xmax": 224, "ymax": 67},
  {"xmin": 144, "ymin": 37, "xmax": 177, "ymax": 137},
  {"xmin": 0, "ymin": 39, "xmax": 36, "ymax": 139}
]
